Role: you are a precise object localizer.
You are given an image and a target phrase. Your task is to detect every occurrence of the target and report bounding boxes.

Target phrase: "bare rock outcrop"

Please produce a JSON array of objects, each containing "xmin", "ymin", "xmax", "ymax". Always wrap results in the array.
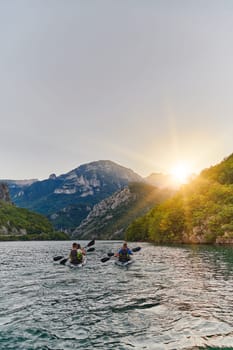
[{"xmin": 0, "ymin": 183, "xmax": 12, "ymax": 204}]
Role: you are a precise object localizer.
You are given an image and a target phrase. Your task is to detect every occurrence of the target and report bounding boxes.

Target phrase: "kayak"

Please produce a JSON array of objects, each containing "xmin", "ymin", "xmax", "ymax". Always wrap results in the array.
[
  {"xmin": 114, "ymin": 259, "xmax": 134, "ymax": 268},
  {"xmin": 53, "ymin": 240, "xmax": 95, "ymax": 267},
  {"xmin": 66, "ymin": 256, "xmax": 87, "ymax": 268}
]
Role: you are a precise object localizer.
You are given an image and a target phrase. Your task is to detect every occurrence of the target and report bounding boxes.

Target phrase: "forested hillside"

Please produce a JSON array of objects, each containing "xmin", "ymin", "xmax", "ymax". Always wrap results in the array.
[
  {"xmin": 0, "ymin": 200, "xmax": 68, "ymax": 241},
  {"xmin": 126, "ymin": 154, "xmax": 233, "ymax": 244}
]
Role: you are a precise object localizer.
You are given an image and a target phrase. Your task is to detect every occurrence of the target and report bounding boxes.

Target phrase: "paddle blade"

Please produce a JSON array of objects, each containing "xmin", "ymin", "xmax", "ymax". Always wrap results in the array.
[
  {"xmin": 132, "ymin": 247, "xmax": 141, "ymax": 253},
  {"xmin": 60, "ymin": 258, "xmax": 68, "ymax": 265},
  {"xmin": 101, "ymin": 256, "xmax": 111, "ymax": 263},
  {"xmin": 107, "ymin": 252, "xmax": 114, "ymax": 257},
  {"xmin": 86, "ymin": 239, "xmax": 95, "ymax": 248},
  {"xmin": 53, "ymin": 256, "xmax": 64, "ymax": 261},
  {"xmin": 87, "ymin": 247, "xmax": 95, "ymax": 252}
]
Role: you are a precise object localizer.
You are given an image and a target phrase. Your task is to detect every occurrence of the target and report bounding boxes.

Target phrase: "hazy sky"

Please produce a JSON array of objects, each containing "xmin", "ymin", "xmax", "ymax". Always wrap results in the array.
[{"xmin": 1, "ymin": 0, "xmax": 233, "ymax": 180}]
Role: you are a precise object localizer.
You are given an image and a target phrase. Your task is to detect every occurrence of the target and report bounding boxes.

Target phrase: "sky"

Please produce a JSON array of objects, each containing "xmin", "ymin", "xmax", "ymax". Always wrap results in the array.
[{"xmin": 0, "ymin": 0, "xmax": 233, "ymax": 180}]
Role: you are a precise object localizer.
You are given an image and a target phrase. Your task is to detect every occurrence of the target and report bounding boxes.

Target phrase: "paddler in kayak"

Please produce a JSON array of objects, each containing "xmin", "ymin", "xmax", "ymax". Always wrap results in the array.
[
  {"xmin": 115, "ymin": 242, "xmax": 133, "ymax": 262},
  {"xmin": 69, "ymin": 242, "xmax": 86, "ymax": 265}
]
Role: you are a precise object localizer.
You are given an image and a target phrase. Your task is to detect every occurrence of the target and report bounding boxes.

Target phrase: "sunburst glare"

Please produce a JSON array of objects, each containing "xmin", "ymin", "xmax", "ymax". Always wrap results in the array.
[{"xmin": 171, "ymin": 163, "xmax": 192, "ymax": 184}]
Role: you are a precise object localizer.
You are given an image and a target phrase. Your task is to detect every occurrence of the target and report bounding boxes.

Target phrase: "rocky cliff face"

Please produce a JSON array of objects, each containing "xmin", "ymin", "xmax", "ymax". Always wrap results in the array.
[
  {"xmin": 56, "ymin": 160, "xmax": 143, "ymax": 196},
  {"xmin": 72, "ymin": 187, "xmax": 134, "ymax": 239},
  {"xmin": 0, "ymin": 183, "xmax": 12, "ymax": 203},
  {"xmin": 0, "ymin": 182, "xmax": 26, "ymax": 236},
  {"xmin": 6, "ymin": 160, "xmax": 144, "ymax": 232},
  {"xmin": 72, "ymin": 182, "xmax": 171, "ymax": 240}
]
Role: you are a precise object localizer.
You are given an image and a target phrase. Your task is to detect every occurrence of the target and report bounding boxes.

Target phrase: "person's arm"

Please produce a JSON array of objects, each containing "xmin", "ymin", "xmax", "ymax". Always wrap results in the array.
[
  {"xmin": 81, "ymin": 248, "xmax": 86, "ymax": 255},
  {"xmin": 128, "ymin": 248, "xmax": 133, "ymax": 255},
  {"xmin": 114, "ymin": 249, "xmax": 121, "ymax": 257}
]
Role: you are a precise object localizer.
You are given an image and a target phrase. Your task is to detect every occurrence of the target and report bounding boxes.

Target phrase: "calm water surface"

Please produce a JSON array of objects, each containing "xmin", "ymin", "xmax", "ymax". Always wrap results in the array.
[{"xmin": 0, "ymin": 241, "xmax": 233, "ymax": 350}]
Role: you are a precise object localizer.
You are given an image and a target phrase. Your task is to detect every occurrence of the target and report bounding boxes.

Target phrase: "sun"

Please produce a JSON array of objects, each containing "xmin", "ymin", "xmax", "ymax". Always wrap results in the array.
[{"xmin": 170, "ymin": 163, "xmax": 192, "ymax": 184}]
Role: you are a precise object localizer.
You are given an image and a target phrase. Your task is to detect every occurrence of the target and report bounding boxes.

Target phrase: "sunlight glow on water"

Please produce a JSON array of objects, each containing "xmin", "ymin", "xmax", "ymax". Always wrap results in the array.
[{"xmin": 0, "ymin": 241, "xmax": 233, "ymax": 349}]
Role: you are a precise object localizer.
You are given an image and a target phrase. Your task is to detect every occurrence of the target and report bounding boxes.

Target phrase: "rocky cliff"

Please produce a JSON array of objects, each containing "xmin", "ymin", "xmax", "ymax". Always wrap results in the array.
[
  {"xmin": 6, "ymin": 160, "xmax": 144, "ymax": 232},
  {"xmin": 72, "ymin": 182, "xmax": 172, "ymax": 240},
  {"xmin": 0, "ymin": 183, "xmax": 12, "ymax": 203}
]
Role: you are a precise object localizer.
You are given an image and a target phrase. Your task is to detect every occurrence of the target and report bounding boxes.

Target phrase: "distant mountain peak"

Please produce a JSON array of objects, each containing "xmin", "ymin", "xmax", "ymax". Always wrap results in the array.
[
  {"xmin": 6, "ymin": 159, "xmax": 144, "ymax": 232},
  {"xmin": 145, "ymin": 172, "xmax": 174, "ymax": 188},
  {"xmin": 69, "ymin": 160, "xmax": 142, "ymax": 179}
]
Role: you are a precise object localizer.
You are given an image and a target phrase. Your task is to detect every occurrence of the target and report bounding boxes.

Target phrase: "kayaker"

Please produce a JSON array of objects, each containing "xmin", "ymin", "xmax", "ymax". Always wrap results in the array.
[
  {"xmin": 69, "ymin": 242, "xmax": 86, "ymax": 265},
  {"xmin": 115, "ymin": 242, "xmax": 133, "ymax": 262}
]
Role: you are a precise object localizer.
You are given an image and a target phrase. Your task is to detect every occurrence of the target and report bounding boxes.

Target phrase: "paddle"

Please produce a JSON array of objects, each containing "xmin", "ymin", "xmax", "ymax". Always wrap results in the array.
[
  {"xmin": 101, "ymin": 246, "xmax": 141, "ymax": 263},
  {"xmin": 53, "ymin": 239, "xmax": 95, "ymax": 264},
  {"xmin": 55, "ymin": 247, "xmax": 95, "ymax": 263},
  {"xmin": 53, "ymin": 255, "xmax": 64, "ymax": 261},
  {"xmin": 86, "ymin": 247, "xmax": 95, "ymax": 252}
]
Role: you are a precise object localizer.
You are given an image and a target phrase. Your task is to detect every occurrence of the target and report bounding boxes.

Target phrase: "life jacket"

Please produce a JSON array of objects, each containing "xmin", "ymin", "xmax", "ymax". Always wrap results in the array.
[
  {"xmin": 70, "ymin": 249, "xmax": 83, "ymax": 264},
  {"xmin": 119, "ymin": 248, "xmax": 130, "ymax": 262}
]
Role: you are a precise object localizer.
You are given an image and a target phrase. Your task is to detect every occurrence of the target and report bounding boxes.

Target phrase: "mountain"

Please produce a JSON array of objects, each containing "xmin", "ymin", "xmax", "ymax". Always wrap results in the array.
[
  {"xmin": 126, "ymin": 153, "xmax": 233, "ymax": 244},
  {"xmin": 0, "ymin": 183, "xmax": 68, "ymax": 240},
  {"xmin": 145, "ymin": 172, "xmax": 196, "ymax": 189},
  {"xmin": 2, "ymin": 179, "xmax": 38, "ymax": 186},
  {"xmin": 7, "ymin": 160, "xmax": 144, "ymax": 232},
  {"xmin": 72, "ymin": 182, "xmax": 173, "ymax": 240},
  {"xmin": 145, "ymin": 173, "xmax": 174, "ymax": 188}
]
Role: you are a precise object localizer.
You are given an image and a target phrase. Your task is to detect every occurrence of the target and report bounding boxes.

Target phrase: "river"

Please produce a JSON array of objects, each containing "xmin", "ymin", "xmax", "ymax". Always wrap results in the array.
[{"xmin": 0, "ymin": 241, "xmax": 233, "ymax": 349}]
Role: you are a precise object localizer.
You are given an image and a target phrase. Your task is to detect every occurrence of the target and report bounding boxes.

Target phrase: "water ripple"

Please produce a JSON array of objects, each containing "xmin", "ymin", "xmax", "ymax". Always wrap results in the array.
[{"xmin": 0, "ymin": 241, "xmax": 233, "ymax": 349}]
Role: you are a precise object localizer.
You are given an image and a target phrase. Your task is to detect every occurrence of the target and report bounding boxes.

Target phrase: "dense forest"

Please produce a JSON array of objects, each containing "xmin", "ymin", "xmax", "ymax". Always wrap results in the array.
[{"xmin": 126, "ymin": 154, "xmax": 233, "ymax": 244}]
